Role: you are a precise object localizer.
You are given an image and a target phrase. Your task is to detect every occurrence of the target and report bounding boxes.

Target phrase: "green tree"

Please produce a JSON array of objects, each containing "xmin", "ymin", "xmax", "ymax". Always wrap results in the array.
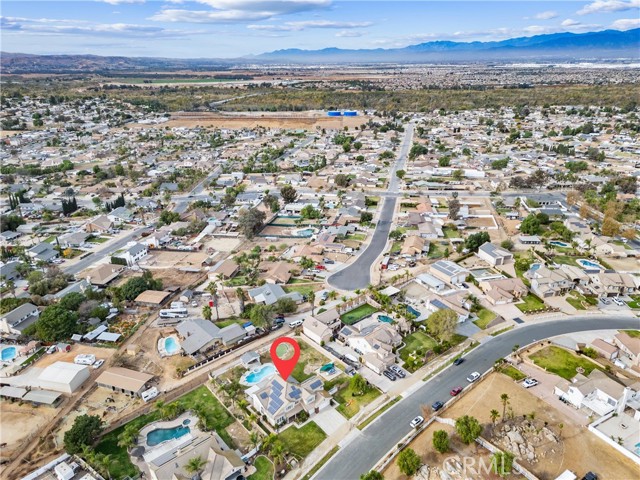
[
  {"xmin": 452, "ymin": 169, "xmax": 464, "ymax": 181},
  {"xmin": 59, "ymin": 292, "xmax": 85, "ymax": 311},
  {"xmin": 119, "ymin": 276, "xmax": 150, "ymax": 301},
  {"xmin": 273, "ymin": 297, "xmax": 297, "ymax": 315},
  {"xmin": 185, "ymin": 456, "xmax": 208, "ymax": 476},
  {"xmin": 491, "ymin": 451, "xmax": 515, "ymax": 477},
  {"xmin": 300, "ymin": 256, "xmax": 315, "ymax": 270},
  {"xmin": 490, "ymin": 409, "xmax": 500, "ymax": 424},
  {"xmin": 396, "ymin": 169, "xmax": 406, "ymax": 179},
  {"xmin": 397, "ymin": 448, "xmax": 421, "ymax": 476},
  {"xmin": 455, "ymin": 415, "xmax": 482, "ymax": 444},
  {"xmin": 36, "ymin": 304, "xmax": 78, "ymax": 341},
  {"xmin": 389, "ymin": 229, "xmax": 403, "ymax": 240},
  {"xmin": 249, "ymin": 304, "xmax": 273, "ymax": 328},
  {"xmin": 520, "ymin": 214, "xmax": 541, "ymax": 235},
  {"xmin": 427, "ymin": 309, "xmax": 457, "ymax": 342},
  {"xmin": 500, "ymin": 393, "xmax": 510, "ymax": 419},
  {"xmin": 238, "ymin": 207, "xmax": 266, "ymax": 239},
  {"xmin": 360, "ymin": 471, "xmax": 384, "ymax": 480},
  {"xmin": 360, "ymin": 211, "xmax": 373, "ymax": 224},
  {"xmin": 64, "ymin": 414, "xmax": 103, "ymax": 454},
  {"xmin": 500, "ymin": 239, "xmax": 514, "ymax": 251},
  {"xmin": 335, "ymin": 174, "xmax": 350, "ymax": 188},
  {"xmin": 300, "ymin": 205, "xmax": 321, "ymax": 219},
  {"xmin": 117, "ymin": 424, "xmax": 139, "ymax": 450},
  {"xmin": 465, "ymin": 232, "xmax": 490, "ymax": 252},
  {"xmin": 280, "ymin": 185, "xmax": 298, "ymax": 204},
  {"xmin": 202, "ymin": 305, "xmax": 212, "ymax": 320},
  {"xmin": 433, "ymin": 430, "xmax": 449, "ymax": 453},
  {"xmin": 350, "ymin": 374, "xmax": 368, "ymax": 395}
]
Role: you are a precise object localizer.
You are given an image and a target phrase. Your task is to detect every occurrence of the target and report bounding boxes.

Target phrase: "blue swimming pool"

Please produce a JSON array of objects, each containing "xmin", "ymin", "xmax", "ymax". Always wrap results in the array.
[
  {"xmin": 577, "ymin": 259, "xmax": 603, "ymax": 270},
  {"xmin": 530, "ymin": 263, "xmax": 542, "ymax": 271},
  {"xmin": 164, "ymin": 337, "xmax": 180, "ymax": 355},
  {"xmin": 378, "ymin": 315, "xmax": 393, "ymax": 323},
  {"xmin": 1, "ymin": 346, "xmax": 17, "ymax": 362},
  {"xmin": 405, "ymin": 305, "xmax": 421, "ymax": 318},
  {"xmin": 147, "ymin": 425, "xmax": 190, "ymax": 446},
  {"xmin": 241, "ymin": 363, "xmax": 277, "ymax": 386},
  {"xmin": 549, "ymin": 241, "xmax": 569, "ymax": 247},
  {"xmin": 296, "ymin": 228, "xmax": 315, "ymax": 238}
]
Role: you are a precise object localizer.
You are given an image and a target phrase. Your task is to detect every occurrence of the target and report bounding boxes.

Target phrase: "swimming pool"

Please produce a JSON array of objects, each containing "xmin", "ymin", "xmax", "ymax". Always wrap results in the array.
[
  {"xmin": 241, "ymin": 363, "xmax": 276, "ymax": 386},
  {"xmin": 378, "ymin": 315, "xmax": 393, "ymax": 323},
  {"xmin": 0, "ymin": 346, "xmax": 17, "ymax": 362},
  {"xmin": 164, "ymin": 337, "xmax": 180, "ymax": 355},
  {"xmin": 295, "ymin": 228, "xmax": 315, "ymax": 238},
  {"xmin": 405, "ymin": 305, "xmax": 421, "ymax": 318},
  {"xmin": 549, "ymin": 241, "xmax": 569, "ymax": 247},
  {"xmin": 577, "ymin": 258, "xmax": 604, "ymax": 270},
  {"xmin": 530, "ymin": 263, "xmax": 542, "ymax": 271},
  {"xmin": 147, "ymin": 425, "xmax": 190, "ymax": 446}
]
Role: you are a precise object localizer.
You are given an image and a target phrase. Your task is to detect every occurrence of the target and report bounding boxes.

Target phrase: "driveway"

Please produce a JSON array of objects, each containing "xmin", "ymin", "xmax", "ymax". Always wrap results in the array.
[
  {"xmin": 456, "ymin": 321, "xmax": 481, "ymax": 337},
  {"xmin": 313, "ymin": 407, "xmax": 348, "ymax": 435}
]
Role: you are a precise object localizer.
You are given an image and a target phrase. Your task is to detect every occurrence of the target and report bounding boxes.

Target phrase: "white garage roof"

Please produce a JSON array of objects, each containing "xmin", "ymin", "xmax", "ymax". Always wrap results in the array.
[{"xmin": 39, "ymin": 361, "xmax": 89, "ymax": 383}]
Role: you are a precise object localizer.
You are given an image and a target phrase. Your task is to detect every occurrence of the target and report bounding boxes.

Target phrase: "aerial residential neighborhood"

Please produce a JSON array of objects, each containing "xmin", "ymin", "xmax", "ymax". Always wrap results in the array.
[{"xmin": 1, "ymin": 2, "xmax": 640, "ymax": 480}]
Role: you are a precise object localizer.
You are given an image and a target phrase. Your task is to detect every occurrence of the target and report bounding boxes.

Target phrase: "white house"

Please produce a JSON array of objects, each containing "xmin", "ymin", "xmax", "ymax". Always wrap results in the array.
[
  {"xmin": 115, "ymin": 242, "xmax": 148, "ymax": 266},
  {"xmin": 554, "ymin": 369, "xmax": 626, "ymax": 417},
  {"xmin": 0, "ymin": 303, "xmax": 39, "ymax": 335},
  {"xmin": 429, "ymin": 260, "xmax": 470, "ymax": 286}
]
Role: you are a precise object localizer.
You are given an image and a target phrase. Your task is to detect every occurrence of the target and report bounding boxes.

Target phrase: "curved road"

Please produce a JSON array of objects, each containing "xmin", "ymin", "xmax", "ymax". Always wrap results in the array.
[
  {"xmin": 315, "ymin": 316, "xmax": 640, "ymax": 480},
  {"xmin": 328, "ymin": 123, "xmax": 414, "ymax": 290}
]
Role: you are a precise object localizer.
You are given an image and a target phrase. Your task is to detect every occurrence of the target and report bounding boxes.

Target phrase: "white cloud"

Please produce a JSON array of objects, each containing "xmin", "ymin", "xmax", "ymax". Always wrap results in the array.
[
  {"xmin": 247, "ymin": 20, "xmax": 371, "ymax": 31},
  {"xmin": 100, "ymin": 0, "xmax": 145, "ymax": 5},
  {"xmin": 535, "ymin": 11, "xmax": 559, "ymax": 20},
  {"xmin": 335, "ymin": 30, "xmax": 364, "ymax": 38},
  {"xmin": 561, "ymin": 18, "xmax": 580, "ymax": 26},
  {"xmin": 151, "ymin": 0, "xmax": 332, "ymax": 23},
  {"xmin": 577, "ymin": 0, "xmax": 640, "ymax": 15},
  {"xmin": 610, "ymin": 17, "xmax": 640, "ymax": 29}
]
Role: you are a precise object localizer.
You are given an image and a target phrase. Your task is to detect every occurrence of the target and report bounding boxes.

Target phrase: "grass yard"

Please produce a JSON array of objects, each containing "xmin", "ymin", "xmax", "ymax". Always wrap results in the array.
[
  {"xmin": 87, "ymin": 236, "xmax": 110, "ymax": 243},
  {"xmin": 226, "ymin": 275, "xmax": 249, "ymax": 287},
  {"xmin": 248, "ymin": 456, "xmax": 274, "ymax": 480},
  {"xmin": 626, "ymin": 296, "xmax": 640, "ymax": 309},
  {"xmin": 516, "ymin": 293, "xmax": 546, "ymax": 312},
  {"xmin": 215, "ymin": 317, "xmax": 245, "ymax": 328},
  {"xmin": 335, "ymin": 383, "xmax": 381, "ymax": 419},
  {"xmin": 623, "ymin": 330, "xmax": 640, "ymax": 338},
  {"xmin": 566, "ymin": 291, "xmax": 597, "ymax": 310},
  {"xmin": 500, "ymin": 365, "xmax": 527, "ymax": 381},
  {"xmin": 427, "ymin": 243, "xmax": 444, "ymax": 259},
  {"xmin": 530, "ymin": 346, "xmax": 601, "ymax": 380},
  {"xmin": 95, "ymin": 386, "xmax": 235, "ymax": 479},
  {"xmin": 287, "ymin": 278, "xmax": 311, "ymax": 284},
  {"xmin": 399, "ymin": 331, "xmax": 438, "ymax": 362},
  {"xmin": 340, "ymin": 303, "xmax": 378, "ymax": 325},
  {"xmin": 473, "ymin": 308, "xmax": 497, "ymax": 329},
  {"xmin": 278, "ymin": 422, "xmax": 327, "ymax": 459},
  {"xmin": 346, "ymin": 233, "xmax": 366, "ymax": 242},
  {"xmin": 442, "ymin": 226, "xmax": 460, "ymax": 239},
  {"xmin": 391, "ymin": 240, "xmax": 402, "ymax": 253},
  {"xmin": 552, "ymin": 255, "xmax": 580, "ymax": 267},
  {"xmin": 291, "ymin": 340, "xmax": 331, "ymax": 382},
  {"xmin": 283, "ymin": 284, "xmax": 315, "ymax": 299}
]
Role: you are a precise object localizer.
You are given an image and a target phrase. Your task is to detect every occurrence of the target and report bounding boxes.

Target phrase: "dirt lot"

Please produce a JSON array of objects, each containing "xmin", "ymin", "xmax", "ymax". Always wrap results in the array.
[
  {"xmin": 35, "ymin": 343, "xmax": 116, "ymax": 368},
  {"xmin": 142, "ymin": 251, "xmax": 210, "ymax": 270},
  {"xmin": 466, "ymin": 217, "xmax": 498, "ymax": 229},
  {"xmin": 202, "ymin": 236, "xmax": 242, "ymax": 253},
  {"xmin": 159, "ymin": 112, "xmax": 366, "ymax": 130},
  {"xmin": 440, "ymin": 373, "xmax": 640, "ymax": 480},
  {"xmin": 0, "ymin": 403, "xmax": 58, "ymax": 460}
]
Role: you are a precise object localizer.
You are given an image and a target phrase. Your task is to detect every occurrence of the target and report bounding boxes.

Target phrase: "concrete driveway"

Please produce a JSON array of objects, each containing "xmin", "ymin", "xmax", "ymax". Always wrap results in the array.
[{"xmin": 313, "ymin": 407, "xmax": 348, "ymax": 435}]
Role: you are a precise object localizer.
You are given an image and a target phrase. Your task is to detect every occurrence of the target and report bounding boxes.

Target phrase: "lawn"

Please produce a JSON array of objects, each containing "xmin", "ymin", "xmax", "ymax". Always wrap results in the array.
[
  {"xmin": 399, "ymin": 331, "xmax": 438, "ymax": 362},
  {"xmin": 214, "ymin": 317, "xmax": 245, "ymax": 328},
  {"xmin": 335, "ymin": 383, "xmax": 381, "ymax": 419},
  {"xmin": 291, "ymin": 341, "xmax": 331, "ymax": 382},
  {"xmin": 623, "ymin": 330, "xmax": 640, "ymax": 338},
  {"xmin": 566, "ymin": 291, "xmax": 597, "ymax": 310},
  {"xmin": 442, "ymin": 226, "xmax": 460, "ymax": 239},
  {"xmin": 346, "ymin": 233, "xmax": 366, "ymax": 242},
  {"xmin": 516, "ymin": 293, "xmax": 546, "ymax": 313},
  {"xmin": 530, "ymin": 346, "xmax": 601, "ymax": 380},
  {"xmin": 552, "ymin": 255, "xmax": 580, "ymax": 267},
  {"xmin": 248, "ymin": 456, "xmax": 274, "ymax": 480},
  {"xmin": 278, "ymin": 422, "xmax": 327, "ymax": 459},
  {"xmin": 287, "ymin": 278, "xmax": 311, "ymax": 284},
  {"xmin": 391, "ymin": 240, "xmax": 402, "ymax": 253},
  {"xmin": 284, "ymin": 284, "xmax": 314, "ymax": 299},
  {"xmin": 500, "ymin": 365, "xmax": 527, "ymax": 381},
  {"xmin": 226, "ymin": 275, "xmax": 249, "ymax": 286},
  {"xmin": 473, "ymin": 308, "xmax": 497, "ymax": 329},
  {"xmin": 626, "ymin": 296, "xmax": 640, "ymax": 309},
  {"xmin": 427, "ymin": 243, "xmax": 444, "ymax": 259},
  {"xmin": 340, "ymin": 303, "xmax": 378, "ymax": 325},
  {"xmin": 95, "ymin": 386, "xmax": 235, "ymax": 479},
  {"xmin": 87, "ymin": 236, "xmax": 110, "ymax": 243}
]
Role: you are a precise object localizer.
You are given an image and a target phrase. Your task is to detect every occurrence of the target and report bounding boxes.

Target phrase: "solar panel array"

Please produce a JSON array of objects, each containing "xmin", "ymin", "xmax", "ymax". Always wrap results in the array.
[
  {"xmin": 260, "ymin": 392, "xmax": 268, "ymax": 399},
  {"xmin": 290, "ymin": 387, "xmax": 302, "ymax": 399},
  {"xmin": 431, "ymin": 299, "xmax": 448, "ymax": 310},
  {"xmin": 309, "ymin": 379, "xmax": 322, "ymax": 390}
]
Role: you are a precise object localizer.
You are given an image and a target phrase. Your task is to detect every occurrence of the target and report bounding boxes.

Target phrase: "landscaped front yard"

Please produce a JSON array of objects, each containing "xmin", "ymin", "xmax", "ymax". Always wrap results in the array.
[
  {"xmin": 291, "ymin": 340, "xmax": 331, "ymax": 382},
  {"xmin": 278, "ymin": 422, "xmax": 327, "ymax": 460},
  {"xmin": 473, "ymin": 308, "xmax": 497, "ymax": 329},
  {"xmin": 334, "ymin": 382, "xmax": 381, "ymax": 418},
  {"xmin": 566, "ymin": 291, "xmax": 598, "ymax": 310},
  {"xmin": 283, "ymin": 284, "xmax": 315, "ymax": 299},
  {"xmin": 516, "ymin": 293, "xmax": 546, "ymax": 313},
  {"xmin": 529, "ymin": 346, "xmax": 601, "ymax": 380},
  {"xmin": 340, "ymin": 303, "xmax": 378, "ymax": 325},
  {"xmin": 626, "ymin": 296, "xmax": 640, "ymax": 309},
  {"xmin": 399, "ymin": 331, "xmax": 438, "ymax": 371},
  {"xmin": 248, "ymin": 456, "xmax": 274, "ymax": 480},
  {"xmin": 95, "ymin": 385, "xmax": 235, "ymax": 479}
]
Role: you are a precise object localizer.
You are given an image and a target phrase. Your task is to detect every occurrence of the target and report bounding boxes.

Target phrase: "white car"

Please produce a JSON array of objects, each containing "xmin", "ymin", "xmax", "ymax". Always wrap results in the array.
[
  {"xmin": 612, "ymin": 297, "xmax": 625, "ymax": 307},
  {"xmin": 410, "ymin": 416, "xmax": 424, "ymax": 428},
  {"xmin": 522, "ymin": 378, "xmax": 539, "ymax": 388},
  {"xmin": 466, "ymin": 371, "xmax": 481, "ymax": 383},
  {"xmin": 92, "ymin": 359, "xmax": 105, "ymax": 369}
]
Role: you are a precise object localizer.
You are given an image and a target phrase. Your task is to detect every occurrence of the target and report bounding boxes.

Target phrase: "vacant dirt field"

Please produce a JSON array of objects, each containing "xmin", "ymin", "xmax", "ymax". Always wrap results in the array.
[
  {"xmin": 466, "ymin": 216, "xmax": 498, "ymax": 229},
  {"xmin": 203, "ymin": 236, "xmax": 242, "ymax": 253},
  {"xmin": 0, "ymin": 403, "xmax": 58, "ymax": 460},
  {"xmin": 442, "ymin": 373, "xmax": 640, "ymax": 480},
  {"xmin": 36, "ymin": 343, "xmax": 116, "ymax": 368},
  {"xmin": 142, "ymin": 251, "xmax": 210, "ymax": 270},
  {"xmin": 160, "ymin": 112, "xmax": 366, "ymax": 130}
]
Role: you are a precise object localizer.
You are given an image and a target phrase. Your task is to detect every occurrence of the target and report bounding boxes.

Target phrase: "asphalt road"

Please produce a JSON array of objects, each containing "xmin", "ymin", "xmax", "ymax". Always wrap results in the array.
[
  {"xmin": 315, "ymin": 315, "xmax": 640, "ymax": 480},
  {"xmin": 327, "ymin": 124, "xmax": 413, "ymax": 290}
]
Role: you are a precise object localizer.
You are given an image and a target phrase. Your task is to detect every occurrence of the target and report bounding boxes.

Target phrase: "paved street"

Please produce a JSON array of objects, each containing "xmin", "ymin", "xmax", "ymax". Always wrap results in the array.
[
  {"xmin": 328, "ymin": 124, "xmax": 414, "ymax": 290},
  {"xmin": 315, "ymin": 315, "xmax": 639, "ymax": 480}
]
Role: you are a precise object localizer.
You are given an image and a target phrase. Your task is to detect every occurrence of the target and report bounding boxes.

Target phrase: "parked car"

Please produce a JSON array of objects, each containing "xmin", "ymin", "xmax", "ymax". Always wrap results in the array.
[
  {"xmin": 453, "ymin": 357, "xmax": 465, "ymax": 366},
  {"xmin": 522, "ymin": 378, "xmax": 539, "ymax": 388},
  {"xmin": 92, "ymin": 359, "xmax": 105, "ymax": 369},
  {"xmin": 432, "ymin": 401, "xmax": 444, "ymax": 411},
  {"xmin": 390, "ymin": 365, "xmax": 406, "ymax": 378},
  {"xmin": 600, "ymin": 297, "xmax": 610, "ymax": 305},
  {"xmin": 383, "ymin": 370, "xmax": 396, "ymax": 381},
  {"xmin": 450, "ymin": 386, "xmax": 463, "ymax": 396},
  {"xmin": 612, "ymin": 297, "xmax": 625, "ymax": 306},
  {"xmin": 46, "ymin": 345, "xmax": 57, "ymax": 354},
  {"xmin": 190, "ymin": 300, "xmax": 198, "ymax": 307},
  {"xmin": 410, "ymin": 416, "xmax": 424, "ymax": 428},
  {"xmin": 466, "ymin": 371, "xmax": 481, "ymax": 383}
]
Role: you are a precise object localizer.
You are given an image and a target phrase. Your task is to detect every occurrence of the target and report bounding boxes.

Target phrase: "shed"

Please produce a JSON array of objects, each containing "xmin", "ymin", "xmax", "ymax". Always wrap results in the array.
[
  {"xmin": 23, "ymin": 389, "xmax": 63, "ymax": 406},
  {"xmin": 96, "ymin": 367, "xmax": 154, "ymax": 397},
  {"xmin": 97, "ymin": 332, "xmax": 122, "ymax": 343},
  {"xmin": 134, "ymin": 290, "xmax": 171, "ymax": 306}
]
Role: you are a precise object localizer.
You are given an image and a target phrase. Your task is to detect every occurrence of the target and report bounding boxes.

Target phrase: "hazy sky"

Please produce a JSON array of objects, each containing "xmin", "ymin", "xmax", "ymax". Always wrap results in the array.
[{"xmin": 2, "ymin": 0, "xmax": 639, "ymax": 57}]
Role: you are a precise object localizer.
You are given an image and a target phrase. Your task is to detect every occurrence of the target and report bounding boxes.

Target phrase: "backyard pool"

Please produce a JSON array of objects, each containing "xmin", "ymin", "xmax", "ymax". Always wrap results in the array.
[
  {"xmin": 241, "ymin": 363, "xmax": 277, "ymax": 386},
  {"xmin": 147, "ymin": 425, "xmax": 190, "ymax": 446},
  {"xmin": 405, "ymin": 305, "xmax": 421, "ymax": 318},
  {"xmin": 378, "ymin": 315, "xmax": 394, "ymax": 323},
  {"xmin": 164, "ymin": 337, "xmax": 180, "ymax": 355},
  {"xmin": 0, "ymin": 346, "xmax": 17, "ymax": 362},
  {"xmin": 295, "ymin": 228, "xmax": 316, "ymax": 238},
  {"xmin": 577, "ymin": 258, "xmax": 604, "ymax": 270},
  {"xmin": 549, "ymin": 241, "xmax": 569, "ymax": 247},
  {"xmin": 530, "ymin": 263, "xmax": 542, "ymax": 271}
]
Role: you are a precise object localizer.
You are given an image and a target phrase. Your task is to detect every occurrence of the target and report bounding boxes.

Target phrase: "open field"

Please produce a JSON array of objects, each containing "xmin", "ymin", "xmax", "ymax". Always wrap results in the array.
[
  {"xmin": 142, "ymin": 250, "xmax": 210, "ymax": 269},
  {"xmin": 159, "ymin": 112, "xmax": 366, "ymax": 130},
  {"xmin": 0, "ymin": 403, "xmax": 58, "ymax": 461}
]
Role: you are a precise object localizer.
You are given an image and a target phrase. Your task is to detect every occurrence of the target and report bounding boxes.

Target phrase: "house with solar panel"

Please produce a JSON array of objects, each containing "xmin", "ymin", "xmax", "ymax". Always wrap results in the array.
[{"xmin": 246, "ymin": 375, "xmax": 330, "ymax": 427}]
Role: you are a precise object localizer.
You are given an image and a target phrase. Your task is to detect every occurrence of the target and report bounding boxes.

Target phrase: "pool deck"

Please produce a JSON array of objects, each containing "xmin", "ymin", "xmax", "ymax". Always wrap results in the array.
[
  {"xmin": 138, "ymin": 412, "xmax": 199, "ymax": 450},
  {"xmin": 240, "ymin": 362, "xmax": 276, "ymax": 386}
]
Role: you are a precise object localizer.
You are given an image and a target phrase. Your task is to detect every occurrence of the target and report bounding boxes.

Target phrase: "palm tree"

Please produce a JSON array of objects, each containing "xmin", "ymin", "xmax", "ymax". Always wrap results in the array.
[
  {"xmin": 95, "ymin": 453, "xmax": 112, "ymax": 480},
  {"xmin": 250, "ymin": 431, "xmax": 261, "ymax": 451},
  {"xmin": 490, "ymin": 409, "xmax": 500, "ymax": 425},
  {"xmin": 117, "ymin": 424, "xmax": 138, "ymax": 449},
  {"xmin": 236, "ymin": 287, "xmax": 245, "ymax": 314},
  {"xmin": 310, "ymin": 291, "xmax": 316, "ymax": 315},
  {"xmin": 270, "ymin": 440, "xmax": 287, "ymax": 468},
  {"xmin": 500, "ymin": 393, "xmax": 510, "ymax": 419},
  {"xmin": 185, "ymin": 456, "xmax": 207, "ymax": 476}
]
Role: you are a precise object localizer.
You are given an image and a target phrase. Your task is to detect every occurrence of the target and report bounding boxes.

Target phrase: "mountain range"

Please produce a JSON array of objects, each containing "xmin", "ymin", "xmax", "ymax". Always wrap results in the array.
[{"xmin": 2, "ymin": 28, "xmax": 639, "ymax": 73}]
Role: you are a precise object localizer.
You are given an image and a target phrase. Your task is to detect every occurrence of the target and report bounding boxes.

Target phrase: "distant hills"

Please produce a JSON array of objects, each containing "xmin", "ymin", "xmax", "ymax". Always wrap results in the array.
[{"xmin": 2, "ymin": 28, "xmax": 639, "ymax": 73}]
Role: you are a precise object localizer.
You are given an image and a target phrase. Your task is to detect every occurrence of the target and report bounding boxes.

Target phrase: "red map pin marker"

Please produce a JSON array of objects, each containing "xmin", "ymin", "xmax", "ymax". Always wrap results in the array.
[{"xmin": 270, "ymin": 337, "xmax": 300, "ymax": 381}]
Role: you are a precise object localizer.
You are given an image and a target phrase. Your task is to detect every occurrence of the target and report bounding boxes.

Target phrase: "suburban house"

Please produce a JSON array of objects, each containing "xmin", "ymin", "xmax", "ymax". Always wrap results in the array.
[
  {"xmin": 141, "ymin": 232, "xmax": 170, "ymax": 249},
  {"xmin": 177, "ymin": 319, "xmax": 221, "ymax": 355},
  {"xmin": 424, "ymin": 293, "xmax": 473, "ymax": 323},
  {"xmin": 554, "ymin": 369, "xmax": 626, "ymax": 417},
  {"xmin": 614, "ymin": 332, "xmax": 640, "ymax": 368},
  {"xmin": 84, "ymin": 214, "xmax": 113, "ymax": 233},
  {"xmin": 0, "ymin": 302, "xmax": 39, "ymax": 335},
  {"xmin": 526, "ymin": 265, "xmax": 581, "ymax": 298},
  {"xmin": 107, "ymin": 206, "xmax": 133, "ymax": 223},
  {"xmin": 27, "ymin": 242, "xmax": 59, "ymax": 263},
  {"xmin": 248, "ymin": 284, "xmax": 303, "ymax": 306},
  {"xmin": 115, "ymin": 242, "xmax": 148, "ymax": 266},
  {"xmin": 209, "ymin": 259, "xmax": 239, "ymax": 279},
  {"xmin": 588, "ymin": 338, "xmax": 619, "ymax": 361},
  {"xmin": 303, "ymin": 309, "xmax": 341, "ymax": 345},
  {"xmin": 477, "ymin": 242, "xmax": 514, "ymax": 266},
  {"xmin": 58, "ymin": 231, "xmax": 90, "ymax": 248},
  {"xmin": 338, "ymin": 322, "xmax": 401, "ymax": 374},
  {"xmin": 0, "ymin": 261, "xmax": 22, "ymax": 281},
  {"xmin": 261, "ymin": 261, "xmax": 294, "ymax": 284},
  {"xmin": 416, "ymin": 273, "xmax": 446, "ymax": 292},
  {"xmin": 479, "ymin": 277, "xmax": 528, "ymax": 305},
  {"xmin": 246, "ymin": 375, "xmax": 330, "ymax": 427},
  {"xmin": 429, "ymin": 260, "xmax": 470, "ymax": 286},
  {"xmin": 401, "ymin": 236, "xmax": 429, "ymax": 256},
  {"xmin": 591, "ymin": 272, "xmax": 638, "ymax": 298},
  {"xmin": 85, "ymin": 263, "xmax": 124, "ymax": 286}
]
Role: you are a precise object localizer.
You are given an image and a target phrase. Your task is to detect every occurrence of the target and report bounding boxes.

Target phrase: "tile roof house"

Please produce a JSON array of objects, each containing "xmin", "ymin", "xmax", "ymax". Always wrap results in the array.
[
  {"xmin": 614, "ymin": 332, "xmax": 640, "ymax": 367},
  {"xmin": 209, "ymin": 259, "xmax": 239, "ymax": 279},
  {"xmin": 479, "ymin": 277, "xmax": 528, "ymax": 305},
  {"xmin": 84, "ymin": 214, "xmax": 113, "ymax": 233},
  {"xmin": 429, "ymin": 260, "xmax": 470, "ymax": 285},
  {"xmin": 401, "ymin": 236, "xmax": 429, "ymax": 256},
  {"xmin": 261, "ymin": 261, "xmax": 294, "ymax": 284},
  {"xmin": 338, "ymin": 322, "xmax": 401, "ymax": 374},
  {"xmin": 84, "ymin": 263, "xmax": 124, "ymax": 286},
  {"xmin": 246, "ymin": 375, "xmax": 330, "ymax": 427}
]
